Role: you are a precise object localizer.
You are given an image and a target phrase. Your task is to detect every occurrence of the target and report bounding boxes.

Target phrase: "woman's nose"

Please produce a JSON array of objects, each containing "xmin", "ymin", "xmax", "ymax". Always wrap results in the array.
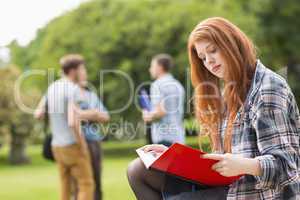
[{"xmin": 206, "ymin": 54, "xmax": 215, "ymax": 65}]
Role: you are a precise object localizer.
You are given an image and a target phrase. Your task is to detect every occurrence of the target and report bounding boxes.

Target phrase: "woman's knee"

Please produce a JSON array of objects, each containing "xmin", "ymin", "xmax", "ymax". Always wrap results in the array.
[{"xmin": 127, "ymin": 158, "xmax": 145, "ymax": 183}]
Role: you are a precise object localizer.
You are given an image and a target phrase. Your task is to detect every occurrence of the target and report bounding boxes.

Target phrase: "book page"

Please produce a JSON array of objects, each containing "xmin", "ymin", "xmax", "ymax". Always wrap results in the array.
[{"xmin": 136, "ymin": 148, "xmax": 160, "ymax": 169}]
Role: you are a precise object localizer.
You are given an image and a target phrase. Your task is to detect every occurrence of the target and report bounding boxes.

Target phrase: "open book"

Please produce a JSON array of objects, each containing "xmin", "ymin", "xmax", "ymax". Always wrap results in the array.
[
  {"xmin": 136, "ymin": 147, "xmax": 162, "ymax": 169},
  {"xmin": 136, "ymin": 143, "xmax": 242, "ymax": 186}
]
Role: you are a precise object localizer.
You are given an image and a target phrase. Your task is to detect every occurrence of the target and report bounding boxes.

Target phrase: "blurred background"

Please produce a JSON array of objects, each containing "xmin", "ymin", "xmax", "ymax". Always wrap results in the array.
[{"xmin": 0, "ymin": 0, "xmax": 299, "ymax": 199}]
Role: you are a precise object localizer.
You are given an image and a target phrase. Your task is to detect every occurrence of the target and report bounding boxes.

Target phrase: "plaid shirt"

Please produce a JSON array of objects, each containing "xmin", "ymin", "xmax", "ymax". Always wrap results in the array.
[{"xmin": 220, "ymin": 60, "xmax": 300, "ymax": 199}]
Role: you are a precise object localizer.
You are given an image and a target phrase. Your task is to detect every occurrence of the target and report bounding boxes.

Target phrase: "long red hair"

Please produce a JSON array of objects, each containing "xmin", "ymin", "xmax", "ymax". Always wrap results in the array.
[{"xmin": 188, "ymin": 17, "xmax": 257, "ymax": 152}]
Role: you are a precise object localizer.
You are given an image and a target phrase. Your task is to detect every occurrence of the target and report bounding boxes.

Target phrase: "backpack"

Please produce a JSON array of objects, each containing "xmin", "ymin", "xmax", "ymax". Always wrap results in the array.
[{"xmin": 42, "ymin": 98, "xmax": 55, "ymax": 161}]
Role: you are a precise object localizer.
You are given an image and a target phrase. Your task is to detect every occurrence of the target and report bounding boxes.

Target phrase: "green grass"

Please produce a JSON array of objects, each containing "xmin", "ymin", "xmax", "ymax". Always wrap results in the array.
[{"xmin": 0, "ymin": 137, "xmax": 203, "ymax": 200}]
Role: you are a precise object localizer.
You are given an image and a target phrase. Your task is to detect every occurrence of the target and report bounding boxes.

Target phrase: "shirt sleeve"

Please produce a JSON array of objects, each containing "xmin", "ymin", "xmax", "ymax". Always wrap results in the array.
[
  {"xmin": 66, "ymin": 82, "xmax": 80, "ymax": 104},
  {"xmin": 252, "ymin": 101, "xmax": 299, "ymax": 191},
  {"xmin": 91, "ymin": 92, "xmax": 108, "ymax": 114},
  {"xmin": 150, "ymin": 82, "xmax": 163, "ymax": 108},
  {"xmin": 150, "ymin": 80, "xmax": 184, "ymax": 113}
]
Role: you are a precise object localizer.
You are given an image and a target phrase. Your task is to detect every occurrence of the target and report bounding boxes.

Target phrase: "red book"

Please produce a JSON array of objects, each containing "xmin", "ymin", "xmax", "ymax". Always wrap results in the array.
[{"xmin": 136, "ymin": 143, "xmax": 242, "ymax": 186}]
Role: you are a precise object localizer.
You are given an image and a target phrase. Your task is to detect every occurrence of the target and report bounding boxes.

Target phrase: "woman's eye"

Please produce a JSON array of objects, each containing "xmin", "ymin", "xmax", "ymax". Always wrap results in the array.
[{"xmin": 210, "ymin": 48, "xmax": 216, "ymax": 53}]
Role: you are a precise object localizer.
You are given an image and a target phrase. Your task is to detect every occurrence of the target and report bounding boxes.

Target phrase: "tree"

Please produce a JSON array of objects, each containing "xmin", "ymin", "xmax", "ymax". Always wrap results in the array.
[
  {"xmin": 255, "ymin": 0, "xmax": 300, "ymax": 105},
  {"xmin": 8, "ymin": 0, "xmax": 259, "ymax": 139},
  {"xmin": 0, "ymin": 65, "xmax": 38, "ymax": 164}
]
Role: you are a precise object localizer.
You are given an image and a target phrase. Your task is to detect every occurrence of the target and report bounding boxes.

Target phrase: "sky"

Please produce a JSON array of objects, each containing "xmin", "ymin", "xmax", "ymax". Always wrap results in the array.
[{"xmin": 0, "ymin": 0, "xmax": 88, "ymax": 62}]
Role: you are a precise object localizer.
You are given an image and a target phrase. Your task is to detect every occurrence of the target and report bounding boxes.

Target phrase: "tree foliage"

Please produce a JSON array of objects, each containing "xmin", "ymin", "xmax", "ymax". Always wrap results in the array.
[
  {"xmin": 9, "ymin": 0, "xmax": 259, "ymax": 123},
  {"xmin": 0, "ymin": 65, "xmax": 40, "ymax": 164}
]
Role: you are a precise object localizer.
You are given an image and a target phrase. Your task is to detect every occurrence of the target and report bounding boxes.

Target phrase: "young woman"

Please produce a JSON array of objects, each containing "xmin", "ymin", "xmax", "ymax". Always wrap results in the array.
[{"xmin": 127, "ymin": 17, "xmax": 300, "ymax": 200}]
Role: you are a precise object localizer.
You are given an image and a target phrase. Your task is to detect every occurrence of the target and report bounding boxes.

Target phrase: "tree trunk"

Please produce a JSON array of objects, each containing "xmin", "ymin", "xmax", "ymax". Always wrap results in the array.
[{"xmin": 9, "ymin": 129, "xmax": 30, "ymax": 165}]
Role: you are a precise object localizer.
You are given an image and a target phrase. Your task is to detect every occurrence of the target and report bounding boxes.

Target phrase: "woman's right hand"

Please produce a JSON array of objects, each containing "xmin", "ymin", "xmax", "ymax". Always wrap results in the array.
[{"xmin": 141, "ymin": 144, "xmax": 168, "ymax": 154}]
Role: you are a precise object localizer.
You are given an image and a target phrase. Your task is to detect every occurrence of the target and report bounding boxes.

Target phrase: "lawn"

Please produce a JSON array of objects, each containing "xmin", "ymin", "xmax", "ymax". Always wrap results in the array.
[{"xmin": 0, "ymin": 137, "xmax": 204, "ymax": 200}]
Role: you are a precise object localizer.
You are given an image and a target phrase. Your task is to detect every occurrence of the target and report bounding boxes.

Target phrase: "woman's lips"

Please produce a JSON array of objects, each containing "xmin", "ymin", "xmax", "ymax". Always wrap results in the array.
[{"xmin": 212, "ymin": 64, "xmax": 221, "ymax": 73}]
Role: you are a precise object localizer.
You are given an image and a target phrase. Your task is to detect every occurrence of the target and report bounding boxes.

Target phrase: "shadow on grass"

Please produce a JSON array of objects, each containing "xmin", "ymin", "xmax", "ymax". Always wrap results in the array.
[{"xmin": 0, "ymin": 149, "xmax": 54, "ymax": 169}]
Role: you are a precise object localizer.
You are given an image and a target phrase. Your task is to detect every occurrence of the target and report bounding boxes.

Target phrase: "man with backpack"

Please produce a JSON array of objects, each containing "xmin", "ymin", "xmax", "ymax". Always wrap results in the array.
[{"xmin": 34, "ymin": 54, "xmax": 94, "ymax": 200}]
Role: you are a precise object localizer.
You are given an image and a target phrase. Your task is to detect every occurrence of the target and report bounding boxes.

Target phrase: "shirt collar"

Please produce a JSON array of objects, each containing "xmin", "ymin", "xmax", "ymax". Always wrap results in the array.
[
  {"xmin": 244, "ymin": 59, "xmax": 267, "ymax": 110},
  {"xmin": 251, "ymin": 60, "xmax": 266, "ymax": 92},
  {"xmin": 158, "ymin": 73, "xmax": 172, "ymax": 80}
]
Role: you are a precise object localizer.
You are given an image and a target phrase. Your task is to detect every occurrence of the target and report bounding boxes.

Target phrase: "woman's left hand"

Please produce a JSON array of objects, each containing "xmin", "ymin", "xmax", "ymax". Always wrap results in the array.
[{"xmin": 202, "ymin": 153, "xmax": 257, "ymax": 177}]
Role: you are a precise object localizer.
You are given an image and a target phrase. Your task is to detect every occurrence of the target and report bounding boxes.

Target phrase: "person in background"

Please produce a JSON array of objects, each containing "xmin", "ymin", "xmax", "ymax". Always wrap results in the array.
[
  {"xmin": 73, "ymin": 61, "xmax": 110, "ymax": 200},
  {"xmin": 142, "ymin": 54, "xmax": 185, "ymax": 147},
  {"xmin": 34, "ymin": 54, "xmax": 94, "ymax": 200}
]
